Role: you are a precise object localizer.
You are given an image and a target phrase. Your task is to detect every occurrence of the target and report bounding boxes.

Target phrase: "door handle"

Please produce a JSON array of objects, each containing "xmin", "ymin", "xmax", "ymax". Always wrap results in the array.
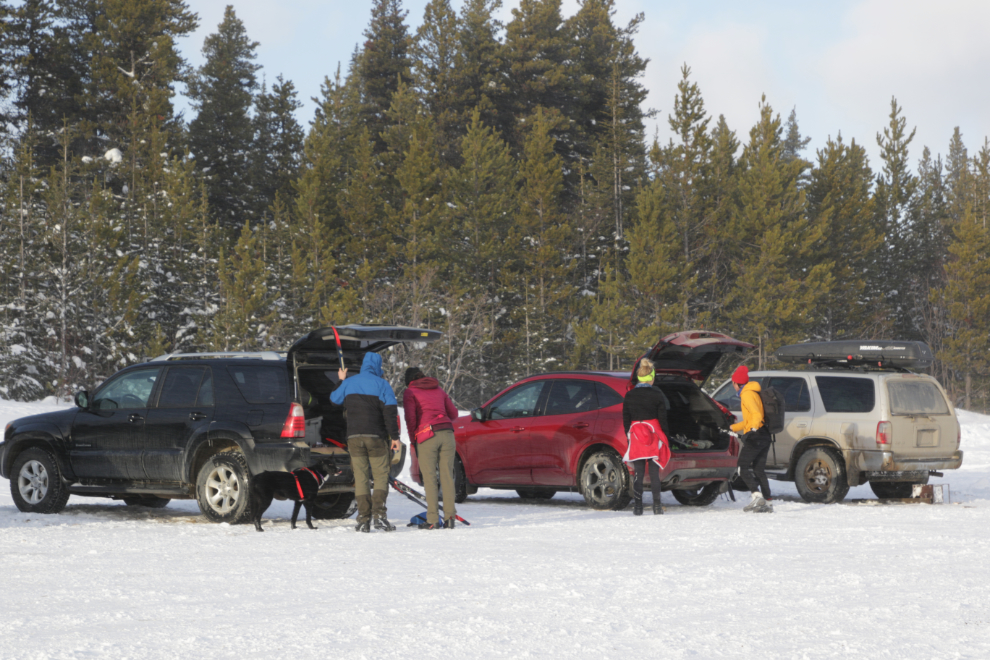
[
  {"xmin": 572, "ymin": 422, "xmax": 590, "ymax": 429},
  {"xmin": 512, "ymin": 426, "xmax": 525, "ymax": 433},
  {"xmin": 128, "ymin": 414, "xmax": 144, "ymax": 423},
  {"xmin": 189, "ymin": 412, "xmax": 207, "ymax": 421}
]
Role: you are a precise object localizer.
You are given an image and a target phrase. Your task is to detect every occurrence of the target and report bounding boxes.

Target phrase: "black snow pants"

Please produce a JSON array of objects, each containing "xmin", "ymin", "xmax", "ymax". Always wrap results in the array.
[
  {"xmin": 737, "ymin": 427, "xmax": 772, "ymax": 499},
  {"xmin": 632, "ymin": 459, "xmax": 661, "ymax": 503}
]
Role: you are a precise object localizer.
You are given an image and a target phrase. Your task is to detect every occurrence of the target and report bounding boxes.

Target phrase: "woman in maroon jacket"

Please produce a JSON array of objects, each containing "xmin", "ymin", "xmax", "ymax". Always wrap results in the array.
[{"xmin": 402, "ymin": 367, "xmax": 459, "ymax": 529}]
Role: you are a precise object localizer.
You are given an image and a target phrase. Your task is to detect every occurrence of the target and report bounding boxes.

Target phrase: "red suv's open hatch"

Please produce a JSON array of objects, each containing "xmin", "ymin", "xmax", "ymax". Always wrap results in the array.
[{"xmin": 645, "ymin": 330, "xmax": 754, "ymax": 383}]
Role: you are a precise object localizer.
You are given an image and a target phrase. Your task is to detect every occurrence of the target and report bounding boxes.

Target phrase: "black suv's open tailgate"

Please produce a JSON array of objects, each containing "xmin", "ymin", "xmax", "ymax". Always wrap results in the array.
[{"xmin": 288, "ymin": 325, "xmax": 442, "ymax": 365}]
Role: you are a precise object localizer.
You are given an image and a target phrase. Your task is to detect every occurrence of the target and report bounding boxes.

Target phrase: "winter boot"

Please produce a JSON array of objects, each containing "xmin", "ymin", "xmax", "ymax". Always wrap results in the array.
[
  {"xmin": 756, "ymin": 498, "xmax": 774, "ymax": 513},
  {"xmin": 442, "ymin": 518, "xmax": 455, "ymax": 529},
  {"xmin": 417, "ymin": 521, "xmax": 441, "ymax": 530},
  {"xmin": 653, "ymin": 502, "xmax": 663, "ymax": 515},
  {"xmin": 373, "ymin": 517, "xmax": 396, "ymax": 532},
  {"xmin": 743, "ymin": 492, "xmax": 766, "ymax": 512},
  {"xmin": 355, "ymin": 521, "xmax": 370, "ymax": 533},
  {"xmin": 633, "ymin": 498, "xmax": 643, "ymax": 516}
]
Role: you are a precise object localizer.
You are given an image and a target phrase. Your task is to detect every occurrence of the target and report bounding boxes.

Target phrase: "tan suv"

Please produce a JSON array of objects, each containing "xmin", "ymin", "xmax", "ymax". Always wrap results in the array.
[{"xmin": 710, "ymin": 341, "xmax": 963, "ymax": 503}]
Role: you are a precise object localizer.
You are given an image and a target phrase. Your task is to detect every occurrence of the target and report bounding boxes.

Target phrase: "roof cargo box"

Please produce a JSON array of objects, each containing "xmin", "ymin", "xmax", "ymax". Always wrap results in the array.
[{"xmin": 774, "ymin": 340, "xmax": 933, "ymax": 371}]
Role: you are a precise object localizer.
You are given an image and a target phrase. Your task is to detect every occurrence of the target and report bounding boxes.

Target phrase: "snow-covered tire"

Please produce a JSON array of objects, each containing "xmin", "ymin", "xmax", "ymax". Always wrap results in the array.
[
  {"xmin": 454, "ymin": 455, "xmax": 468, "ymax": 504},
  {"xmin": 196, "ymin": 450, "xmax": 252, "ymax": 524},
  {"xmin": 870, "ymin": 481, "xmax": 918, "ymax": 499},
  {"xmin": 579, "ymin": 451, "xmax": 631, "ymax": 510},
  {"xmin": 516, "ymin": 488, "xmax": 556, "ymax": 500},
  {"xmin": 123, "ymin": 496, "xmax": 171, "ymax": 508},
  {"xmin": 310, "ymin": 493, "xmax": 357, "ymax": 519},
  {"xmin": 671, "ymin": 482, "xmax": 721, "ymax": 506},
  {"xmin": 10, "ymin": 447, "xmax": 70, "ymax": 514},
  {"xmin": 794, "ymin": 446, "xmax": 849, "ymax": 504}
]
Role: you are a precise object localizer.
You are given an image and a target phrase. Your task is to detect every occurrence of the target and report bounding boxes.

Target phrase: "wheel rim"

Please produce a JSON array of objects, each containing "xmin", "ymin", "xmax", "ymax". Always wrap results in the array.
[
  {"xmin": 802, "ymin": 458, "xmax": 832, "ymax": 494},
  {"xmin": 205, "ymin": 465, "xmax": 241, "ymax": 514},
  {"xmin": 18, "ymin": 459, "xmax": 50, "ymax": 504},
  {"xmin": 582, "ymin": 457, "xmax": 621, "ymax": 505}
]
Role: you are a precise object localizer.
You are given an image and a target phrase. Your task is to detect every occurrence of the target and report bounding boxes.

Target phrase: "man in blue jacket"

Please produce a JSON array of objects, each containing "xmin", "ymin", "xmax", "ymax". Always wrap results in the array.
[{"xmin": 331, "ymin": 352, "xmax": 401, "ymax": 532}]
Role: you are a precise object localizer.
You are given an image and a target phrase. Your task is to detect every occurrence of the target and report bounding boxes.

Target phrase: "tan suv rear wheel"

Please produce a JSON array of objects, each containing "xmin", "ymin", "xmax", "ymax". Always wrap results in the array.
[{"xmin": 794, "ymin": 446, "xmax": 850, "ymax": 504}]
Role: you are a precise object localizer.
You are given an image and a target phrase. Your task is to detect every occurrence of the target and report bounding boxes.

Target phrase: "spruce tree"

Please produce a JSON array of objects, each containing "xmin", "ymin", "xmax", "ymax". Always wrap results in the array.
[
  {"xmin": 724, "ymin": 97, "xmax": 832, "ymax": 365},
  {"xmin": 454, "ymin": 0, "xmax": 509, "ymax": 138},
  {"xmin": 252, "ymin": 74, "xmax": 304, "ymax": 218},
  {"xmin": 805, "ymin": 134, "xmax": 879, "ymax": 340},
  {"xmin": 187, "ymin": 5, "xmax": 260, "ymax": 228},
  {"xmin": 410, "ymin": 0, "xmax": 462, "ymax": 165},
  {"xmin": 356, "ymin": 0, "xmax": 412, "ymax": 151}
]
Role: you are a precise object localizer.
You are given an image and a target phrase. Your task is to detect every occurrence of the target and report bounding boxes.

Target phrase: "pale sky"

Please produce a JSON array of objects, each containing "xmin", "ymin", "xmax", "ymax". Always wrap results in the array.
[{"xmin": 176, "ymin": 0, "xmax": 990, "ymax": 170}]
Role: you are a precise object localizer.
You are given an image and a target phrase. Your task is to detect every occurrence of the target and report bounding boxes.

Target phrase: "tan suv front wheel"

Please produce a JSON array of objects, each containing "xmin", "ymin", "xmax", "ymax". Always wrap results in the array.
[{"xmin": 794, "ymin": 446, "xmax": 850, "ymax": 504}]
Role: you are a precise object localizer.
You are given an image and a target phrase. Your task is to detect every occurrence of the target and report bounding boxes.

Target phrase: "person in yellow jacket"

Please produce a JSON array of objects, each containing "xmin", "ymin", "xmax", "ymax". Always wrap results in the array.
[{"xmin": 730, "ymin": 365, "xmax": 773, "ymax": 513}]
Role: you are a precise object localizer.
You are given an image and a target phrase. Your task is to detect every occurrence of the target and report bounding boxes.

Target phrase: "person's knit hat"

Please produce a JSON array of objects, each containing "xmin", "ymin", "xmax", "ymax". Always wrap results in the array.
[
  {"xmin": 404, "ymin": 367, "xmax": 426, "ymax": 386},
  {"xmin": 731, "ymin": 365, "xmax": 749, "ymax": 385}
]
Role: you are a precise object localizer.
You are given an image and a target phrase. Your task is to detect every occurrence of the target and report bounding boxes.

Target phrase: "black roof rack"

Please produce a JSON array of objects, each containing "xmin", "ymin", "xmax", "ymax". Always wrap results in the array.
[{"xmin": 774, "ymin": 340, "xmax": 933, "ymax": 372}]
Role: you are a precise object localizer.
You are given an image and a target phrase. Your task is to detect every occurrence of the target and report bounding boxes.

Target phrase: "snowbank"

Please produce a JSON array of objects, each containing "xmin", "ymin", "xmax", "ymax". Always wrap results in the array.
[{"xmin": 2, "ymin": 399, "xmax": 989, "ymax": 659}]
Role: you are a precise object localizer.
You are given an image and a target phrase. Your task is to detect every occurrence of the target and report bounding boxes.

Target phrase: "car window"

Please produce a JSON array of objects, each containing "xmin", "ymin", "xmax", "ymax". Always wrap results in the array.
[
  {"xmin": 196, "ymin": 369, "xmax": 214, "ymax": 406},
  {"xmin": 93, "ymin": 368, "xmax": 162, "ymax": 410},
  {"xmin": 816, "ymin": 376, "xmax": 875, "ymax": 413},
  {"xmin": 712, "ymin": 377, "xmax": 764, "ymax": 412},
  {"xmin": 489, "ymin": 381, "xmax": 546, "ymax": 420},
  {"xmin": 887, "ymin": 380, "xmax": 950, "ymax": 415},
  {"xmin": 228, "ymin": 366, "xmax": 288, "ymax": 404},
  {"xmin": 767, "ymin": 377, "xmax": 811, "ymax": 412},
  {"xmin": 545, "ymin": 380, "xmax": 598, "ymax": 416},
  {"xmin": 596, "ymin": 382, "xmax": 625, "ymax": 409},
  {"xmin": 158, "ymin": 367, "xmax": 206, "ymax": 408}
]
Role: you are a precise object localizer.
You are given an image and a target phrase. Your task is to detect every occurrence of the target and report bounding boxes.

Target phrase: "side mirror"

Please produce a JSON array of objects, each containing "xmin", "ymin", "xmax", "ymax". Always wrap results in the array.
[
  {"xmin": 470, "ymin": 408, "xmax": 485, "ymax": 422},
  {"xmin": 75, "ymin": 390, "xmax": 89, "ymax": 409}
]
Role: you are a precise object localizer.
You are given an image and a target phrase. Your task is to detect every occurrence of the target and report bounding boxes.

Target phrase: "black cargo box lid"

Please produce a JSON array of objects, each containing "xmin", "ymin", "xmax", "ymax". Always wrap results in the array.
[{"xmin": 775, "ymin": 340, "xmax": 933, "ymax": 370}]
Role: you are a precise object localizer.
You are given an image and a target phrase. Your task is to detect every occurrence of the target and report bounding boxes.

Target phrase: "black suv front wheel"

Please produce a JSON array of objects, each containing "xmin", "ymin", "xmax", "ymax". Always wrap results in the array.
[
  {"xmin": 196, "ymin": 450, "xmax": 252, "ymax": 524},
  {"xmin": 11, "ymin": 447, "xmax": 70, "ymax": 514}
]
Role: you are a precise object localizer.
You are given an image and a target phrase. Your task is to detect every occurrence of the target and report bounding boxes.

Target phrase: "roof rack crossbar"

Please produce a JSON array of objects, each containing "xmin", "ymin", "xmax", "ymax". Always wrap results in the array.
[{"xmin": 151, "ymin": 351, "xmax": 284, "ymax": 361}]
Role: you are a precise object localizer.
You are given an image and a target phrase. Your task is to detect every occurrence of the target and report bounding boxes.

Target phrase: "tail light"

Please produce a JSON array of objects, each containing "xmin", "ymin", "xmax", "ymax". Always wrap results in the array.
[
  {"xmin": 280, "ymin": 402, "xmax": 306, "ymax": 438},
  {"xmin": 876, "ymin": 421, "xmax": 891, "ymax": 446}
]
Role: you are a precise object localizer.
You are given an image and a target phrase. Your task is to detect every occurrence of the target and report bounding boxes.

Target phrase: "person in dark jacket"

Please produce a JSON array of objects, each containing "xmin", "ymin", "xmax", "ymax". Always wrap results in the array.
[
  {"xmin": 622, "ymin": 358, "xmax": 671, "ymax": 515},
  {"xmin": 331, "ymin": 352, "xmax": 401, "ymax": 532},
  {"xmin": 402, "ymin": 367, "xmax": 459, "ymax": 530}
]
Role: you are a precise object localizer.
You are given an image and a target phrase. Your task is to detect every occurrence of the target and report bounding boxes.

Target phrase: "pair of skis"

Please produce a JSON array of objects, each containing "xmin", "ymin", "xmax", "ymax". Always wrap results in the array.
[{"xmin": 389, "ymin": 477, "xmax": 471, "ymax": 526}]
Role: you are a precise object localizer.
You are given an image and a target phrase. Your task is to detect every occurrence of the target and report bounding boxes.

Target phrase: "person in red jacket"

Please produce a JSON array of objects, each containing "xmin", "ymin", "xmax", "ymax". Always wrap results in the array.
[
  {"xmin": 402, "ymin": 367, "xmax": 459, "ymax": 529},
  {"xmin": 622, "ymin": 358, "xmax": 672, "ymax": 515}
]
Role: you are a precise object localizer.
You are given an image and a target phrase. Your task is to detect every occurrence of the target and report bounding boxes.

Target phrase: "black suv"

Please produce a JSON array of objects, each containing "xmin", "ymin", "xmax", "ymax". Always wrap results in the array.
[{"xmin": 0, "ymin": 325, "xmax": 439, "ymax": 523}]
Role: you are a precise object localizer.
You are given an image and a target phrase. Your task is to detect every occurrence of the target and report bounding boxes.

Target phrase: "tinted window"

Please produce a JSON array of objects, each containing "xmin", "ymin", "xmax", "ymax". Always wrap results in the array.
[
  {"xmin": 545, "ymin": 380, "xmax": 598, "ymax": 416},
  {"xmin": 816, "ymin": 376, "xmax": 875, "ymax": 413},
  {"xmin": 766, "ymin": 377, "xmax": 811, "ymax": 412},
  {"xmin": 93, "ymin": 368, "xmax": 162, "ymax": 410},
  {"xmin": 887, "ymin": 380, "xmax": 950, "ymax": 415},
  {"xmin": 596, "ymin": 382, "xmax": 625, "ymax": 409},
  {"xmin": 228, "ymin": 366, "xmax": 288, "ymax": 404},
  {"xmin": 158, "ymin": 367, "xmax": 206, "ymax": 408},
  {"xmin": 197, "ymin": 370, "xmax": 214, "ymax": 406},
  {"xmin": 489, "ymin": 381, "xmax": 546, "ymax": 420}
]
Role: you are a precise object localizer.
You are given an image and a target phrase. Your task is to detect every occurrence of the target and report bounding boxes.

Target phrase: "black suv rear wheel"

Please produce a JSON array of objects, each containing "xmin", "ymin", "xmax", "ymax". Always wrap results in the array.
[
  {"xmin": 11, "ymin": 447, "xmax": 70, "ymax": 514},
  {"xmin": 196, "ymin": 450, "xmax": 252, "ymax": 523},
  {"xmin": 311, "ymin": 493, "xmax": 357, "ymax": 519}
]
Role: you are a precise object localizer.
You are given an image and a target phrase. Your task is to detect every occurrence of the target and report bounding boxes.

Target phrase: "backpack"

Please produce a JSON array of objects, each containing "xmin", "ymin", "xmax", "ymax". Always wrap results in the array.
[{"xmin": 759, "ymin": 386, "xmax": 786, "ymax": 435}]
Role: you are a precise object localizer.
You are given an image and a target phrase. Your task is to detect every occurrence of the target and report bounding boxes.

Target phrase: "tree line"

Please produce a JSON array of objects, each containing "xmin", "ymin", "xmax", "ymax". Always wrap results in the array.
[{"xmin": 0, "ymin": 0, "xmax": 988, "ymax": 411}]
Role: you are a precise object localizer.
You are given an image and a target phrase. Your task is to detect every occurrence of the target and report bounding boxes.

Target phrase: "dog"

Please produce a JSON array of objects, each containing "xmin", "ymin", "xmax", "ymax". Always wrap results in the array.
[{"xmin": 249, "ymin": 461, "xmax": 338, "ymax": 532}]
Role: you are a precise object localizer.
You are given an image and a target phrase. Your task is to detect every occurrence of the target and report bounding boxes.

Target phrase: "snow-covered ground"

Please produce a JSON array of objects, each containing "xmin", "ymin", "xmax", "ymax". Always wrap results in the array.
[{"xmin": 2, "ymin": 399, "xmax": 989, "ymax": 660}]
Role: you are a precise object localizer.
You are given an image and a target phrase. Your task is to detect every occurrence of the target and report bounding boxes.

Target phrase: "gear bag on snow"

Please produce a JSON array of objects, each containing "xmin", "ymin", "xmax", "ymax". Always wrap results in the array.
[{"xmin": 759, "ymin": 386, "xmax": 786, "ymax": 435}]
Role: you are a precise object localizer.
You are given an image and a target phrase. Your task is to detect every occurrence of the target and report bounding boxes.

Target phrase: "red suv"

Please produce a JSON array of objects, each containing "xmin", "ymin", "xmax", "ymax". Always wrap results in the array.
[{"xmin": 411, "ymin": 331, "xmax": 752, "ymax": 510}]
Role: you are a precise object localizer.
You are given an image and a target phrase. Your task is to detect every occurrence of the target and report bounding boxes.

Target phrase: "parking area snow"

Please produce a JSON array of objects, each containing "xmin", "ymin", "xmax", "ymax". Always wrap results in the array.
[{"xmin": 2, "ymin": 399, "xmax": 989, "ymax": 659}]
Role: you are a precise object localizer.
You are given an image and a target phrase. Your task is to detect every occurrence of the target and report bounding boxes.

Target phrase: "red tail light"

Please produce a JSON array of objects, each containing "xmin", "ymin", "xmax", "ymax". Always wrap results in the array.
[
  {"xmin": 876, "ymin": 421, "xmax": 891, "ymax": 446},
  {"xmin": 280, "ymin": 402, "xmax": 306, "ymax": 438}
]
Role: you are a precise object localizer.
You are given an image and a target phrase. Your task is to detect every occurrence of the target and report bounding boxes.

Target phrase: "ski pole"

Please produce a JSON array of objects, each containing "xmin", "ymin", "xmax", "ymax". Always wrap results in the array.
[
  {"xmin": 331, "ymin": 325, "xmax": 346, "ymax": 372},
  {"xmin": 389, "ymin": 477, "xmax": 471, "ymax": 525}
]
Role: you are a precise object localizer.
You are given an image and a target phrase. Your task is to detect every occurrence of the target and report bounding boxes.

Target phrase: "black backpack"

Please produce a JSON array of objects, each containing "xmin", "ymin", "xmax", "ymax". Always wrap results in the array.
[{"xmin": 759, "ymin": 386, "xmax": 786, "ymax": 435}]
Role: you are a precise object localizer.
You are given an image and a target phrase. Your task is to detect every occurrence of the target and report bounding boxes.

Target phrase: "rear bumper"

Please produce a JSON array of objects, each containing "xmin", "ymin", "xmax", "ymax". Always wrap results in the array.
[
  {"xmin": 248, "ymin": 441, "xmax": 311, "ymax": 474},
  {"xmin": 850, "ymin": 449, "xmax": 963, "ymax": 474}
]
